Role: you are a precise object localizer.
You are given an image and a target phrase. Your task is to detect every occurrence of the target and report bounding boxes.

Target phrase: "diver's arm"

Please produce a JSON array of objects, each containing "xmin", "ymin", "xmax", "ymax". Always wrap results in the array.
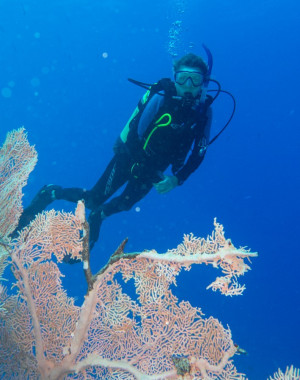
[
  {"xmin": 173, "ymin": 108, "xmax": 213, "ymax": 185},
  {"xmin": 115, "ymin": 93, "xmax": 164, "ymax": 157},
  {"xmin": 137, "ymin": 94, "xmax": 165, "ymax": 139},
  {"xmin": 129, "ymin": 94, "xmax": 166, "ymax": 181}
]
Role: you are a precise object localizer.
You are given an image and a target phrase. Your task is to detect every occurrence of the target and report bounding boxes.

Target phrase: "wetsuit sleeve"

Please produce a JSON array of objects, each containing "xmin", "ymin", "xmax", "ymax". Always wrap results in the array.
[
  {"xmin": 137, "ymin": 94, "xmax": 165, "ymax": 139},
  {"xmin": 173, "ymin": 108, "xmax": 213, "ymax": 185},
  {"xmin": 121, "ymin": 93, "xmax": 166, "ymax": 182}
]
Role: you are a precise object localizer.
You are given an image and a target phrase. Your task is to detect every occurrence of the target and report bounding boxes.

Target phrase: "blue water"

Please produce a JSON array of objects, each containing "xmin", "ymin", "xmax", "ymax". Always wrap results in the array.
[{"xmin": 1, "ymin": 0, "xmax": 299, "ymax": 378}]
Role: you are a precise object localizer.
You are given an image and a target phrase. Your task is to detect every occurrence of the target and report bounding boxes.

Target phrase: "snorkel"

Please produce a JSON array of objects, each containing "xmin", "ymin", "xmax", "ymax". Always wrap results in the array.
[{"xmin": 199, "ymin": 43, "xmax": 213, "ymax": 104}]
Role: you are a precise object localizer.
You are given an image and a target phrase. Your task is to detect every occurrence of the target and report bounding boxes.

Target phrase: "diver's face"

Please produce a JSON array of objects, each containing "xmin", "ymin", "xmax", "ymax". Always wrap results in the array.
[{"xmin": 174, "ymin": 66, "xmax": 204, "ymax": 98}]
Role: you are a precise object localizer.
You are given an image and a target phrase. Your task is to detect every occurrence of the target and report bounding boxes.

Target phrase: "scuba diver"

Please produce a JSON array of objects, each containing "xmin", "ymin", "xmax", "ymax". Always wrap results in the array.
[{"xmin": 13, "ymin": 47, "xmax": 235, "ymax": 262}]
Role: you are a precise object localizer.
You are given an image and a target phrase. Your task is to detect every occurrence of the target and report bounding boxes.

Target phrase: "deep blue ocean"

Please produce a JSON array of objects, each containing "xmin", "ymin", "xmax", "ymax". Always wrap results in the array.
[{"xmin": 0, "ymin": 0, "xmax": 299, "ymax": 378}]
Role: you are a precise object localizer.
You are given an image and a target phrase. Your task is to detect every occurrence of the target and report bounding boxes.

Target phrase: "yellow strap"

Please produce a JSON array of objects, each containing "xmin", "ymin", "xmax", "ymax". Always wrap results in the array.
[{"xmin": 143, "ymin": 113, "xmax": 172, "ymax": 150}]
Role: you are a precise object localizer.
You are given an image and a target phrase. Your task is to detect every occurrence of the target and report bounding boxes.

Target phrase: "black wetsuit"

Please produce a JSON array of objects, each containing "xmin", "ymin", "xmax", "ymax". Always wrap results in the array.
[{"xmin": 16, "ymin": 82, "xmax": 213, "ymax": 250}]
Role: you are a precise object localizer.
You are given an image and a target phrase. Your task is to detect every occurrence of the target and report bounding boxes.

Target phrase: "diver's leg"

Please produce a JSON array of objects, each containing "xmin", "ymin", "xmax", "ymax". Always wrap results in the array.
[
  {"xmin": 88, "ymin": 206, "xmax": 107, "ymax": 250},
  {"xmin": 102, "ymin": 178, "xmax": 154, "ymax": 217},
  {"xmin": 70, "ymin": 178, "xmax": 153, "ymax": 258},
  {"xmin": 12, "ymin": 184, "xmax": 95, "ymax": 237},
  {"xmin": 87, "ymin": 153, "xmax": 134, "ymax": 249},
  {"xmin": 88, "ymin": 179, "xmax": 154, "ymax": 248},
  {"xmin": 88, "ymin": 153, "xmax": 133, "ymax": 207},
  {"xmin": 12, "ymin": 184, "xmax": 62, "ymax": 236}
]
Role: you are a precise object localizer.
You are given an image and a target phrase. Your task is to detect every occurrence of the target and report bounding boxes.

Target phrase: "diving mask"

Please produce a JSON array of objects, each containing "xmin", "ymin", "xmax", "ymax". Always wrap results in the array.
[{"xmin": 174, "ymin": 71, "xmax": 204, "ymax": 87}]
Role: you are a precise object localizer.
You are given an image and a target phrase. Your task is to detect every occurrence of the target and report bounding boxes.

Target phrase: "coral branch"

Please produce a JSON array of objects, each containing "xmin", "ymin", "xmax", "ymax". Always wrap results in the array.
[
  {"xmin": 1, "ymin": 210, "xmax": 252, "ymax": 379},
  {"xmin": 268, "ymin": 365, "xmax": 300, "ymax": 380},
  {"xmin": 0, "ymin": 128, "xmax": 37, "ymax": 238},
  {"xmin": 0, "ymin": 130, "xmax": 259, "ymax": 379}
]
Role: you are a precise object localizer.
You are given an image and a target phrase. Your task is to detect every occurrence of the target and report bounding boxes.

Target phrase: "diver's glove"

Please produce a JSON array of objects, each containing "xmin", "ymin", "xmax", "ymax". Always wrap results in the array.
[{"xmin": 153, "ymin": 175, "xmax": 178, "ymax": 194}]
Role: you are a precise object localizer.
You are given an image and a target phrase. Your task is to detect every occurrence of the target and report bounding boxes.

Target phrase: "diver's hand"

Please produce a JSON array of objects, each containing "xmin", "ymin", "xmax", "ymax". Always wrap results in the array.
[{"xmin": 153, "ymin": 175, "xmax": 178, "ymax": 194}]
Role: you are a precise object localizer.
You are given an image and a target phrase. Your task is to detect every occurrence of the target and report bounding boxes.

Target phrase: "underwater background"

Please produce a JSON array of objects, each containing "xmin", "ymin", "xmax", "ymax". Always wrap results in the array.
[{"xmin": 0, "ymin": 0, "xmax": 299, "ymax": 378}]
